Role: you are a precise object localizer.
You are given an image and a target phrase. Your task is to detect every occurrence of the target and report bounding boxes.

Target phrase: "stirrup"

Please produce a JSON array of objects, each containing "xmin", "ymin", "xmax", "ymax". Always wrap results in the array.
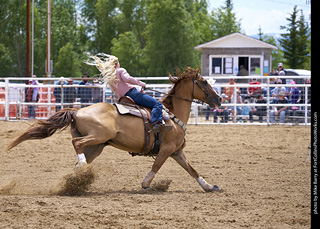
[{"xmin": 152, "ymin": 121, "xmax": 172, "ymax": 133}]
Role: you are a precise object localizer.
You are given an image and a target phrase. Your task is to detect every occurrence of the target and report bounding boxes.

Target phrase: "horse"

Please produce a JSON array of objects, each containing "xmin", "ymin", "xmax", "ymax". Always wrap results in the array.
[{"xmin": 8, "ymin": 67, "xmax": 222, "ymax": 192}]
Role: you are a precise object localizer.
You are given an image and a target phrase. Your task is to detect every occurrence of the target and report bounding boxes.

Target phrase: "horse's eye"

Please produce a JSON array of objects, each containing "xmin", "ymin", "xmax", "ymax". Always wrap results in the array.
[{"xmin": 203, "ymin": 81, "xmax": 208, "ymax": 85}]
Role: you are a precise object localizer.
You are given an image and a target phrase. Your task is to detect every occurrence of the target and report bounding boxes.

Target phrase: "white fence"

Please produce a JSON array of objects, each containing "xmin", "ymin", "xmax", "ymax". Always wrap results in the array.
[{"xmin": 0, "ymin": 75, "xmax": 311, "ymax": 125}]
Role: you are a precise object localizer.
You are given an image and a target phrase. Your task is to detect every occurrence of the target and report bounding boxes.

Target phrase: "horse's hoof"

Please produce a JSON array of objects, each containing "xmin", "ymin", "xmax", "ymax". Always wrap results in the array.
[
  {"xmin": 212, "ymin": 185, "xmax": 222, "ymax": 192},
  {"xmin": 74, "ymin": 161, "xmax": 88, "ymax": 172}
]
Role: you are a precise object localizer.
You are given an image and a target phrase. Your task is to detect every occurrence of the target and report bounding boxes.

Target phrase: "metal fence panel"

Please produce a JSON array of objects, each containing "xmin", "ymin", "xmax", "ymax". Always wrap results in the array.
[{"xmin": 0, "ymin": 76, "xmax": 311, "ymax": 125}]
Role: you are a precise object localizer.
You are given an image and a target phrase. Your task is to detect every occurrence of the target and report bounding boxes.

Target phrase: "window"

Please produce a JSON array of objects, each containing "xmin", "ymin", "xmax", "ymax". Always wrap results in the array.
[
  {"xmin": 212, "ymin": 58, "xmax": 222, "ymax": 74},
  {"xmin": 224, "ymin": 57, "xmax": 233, "ymax": 74},
  {"xmin": 250, "ymin": 57, "xmax": 261, "ymax": 75},
  {"xmin": 211, "ymin": 56, "xmax": 233, "ymax": 75}
]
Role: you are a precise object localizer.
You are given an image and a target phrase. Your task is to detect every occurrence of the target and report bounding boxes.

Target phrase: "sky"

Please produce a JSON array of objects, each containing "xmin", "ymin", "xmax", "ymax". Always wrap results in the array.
[{"xmin": 207, "ymin": 0, "xmax": 311, "ymax": 36}]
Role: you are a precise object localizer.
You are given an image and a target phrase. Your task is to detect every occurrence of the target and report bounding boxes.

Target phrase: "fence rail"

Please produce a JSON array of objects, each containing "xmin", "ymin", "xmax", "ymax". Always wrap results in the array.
[{"xmin": 0, "ymin": 75, "xmax": 311, "ymax": 125}]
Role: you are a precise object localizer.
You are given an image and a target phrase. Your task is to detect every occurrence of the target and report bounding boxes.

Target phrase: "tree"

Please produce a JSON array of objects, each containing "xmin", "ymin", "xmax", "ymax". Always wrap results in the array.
[
  {"xmin": 0, "ymin": 43, "xmax": 13, "ymax": 76},
  {"xmin": 111, "ymin": 31, "xmax": 145, "ymax": 76},
  {"xmin": 258, "ymin": 25, "xmax": 263, "ymax": 41},
  {"xmin": 144, "ymin": 0, "xmax": 198, "ymax": 76},
  {"xmin": 262, "ymin": 34, "xmax": 283, "ymax": 69},
  {"xmin": 211, "ymin": 0, "xmax": 242, "ymax": 38},
  {"xmin": 297, "ymin": 11, "xmax": 310, "ymax": 70},
  {"xmin": 55, "ymin": 43, "xmax": 81, "ymax": 77},
  {"xmin": 0, "ymin": 0, "xmax": 27, "ymax": 76},
  {"xmin": 279, "ymin": 6, "xmax": 310, "ymax": 69},
  {"xmin": 94, "ymin": 0, "xmax": 119, "ymax": 53}
]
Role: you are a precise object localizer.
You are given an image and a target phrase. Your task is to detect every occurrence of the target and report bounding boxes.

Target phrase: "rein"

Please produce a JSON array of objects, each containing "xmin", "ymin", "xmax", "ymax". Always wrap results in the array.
[{"xmin": 144, "ymin": 79, "xmax": 208, "ymax": 105}]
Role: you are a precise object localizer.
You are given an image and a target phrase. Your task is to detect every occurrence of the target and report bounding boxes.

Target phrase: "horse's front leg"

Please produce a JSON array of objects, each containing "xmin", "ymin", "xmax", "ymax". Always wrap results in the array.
[
  {"xmin": 171, "ymin": 148, "xmax": 221, "ymax": 192},
  {"xmin": 141, "ymin": 144, "xmax": 175, "ymax": 189}
]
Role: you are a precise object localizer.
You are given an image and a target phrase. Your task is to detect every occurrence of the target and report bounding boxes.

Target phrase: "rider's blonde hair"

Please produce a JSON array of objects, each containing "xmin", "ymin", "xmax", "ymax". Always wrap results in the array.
[{"xmin": 85, "ymin": 53, "xmax": 119, "ymax": 87}]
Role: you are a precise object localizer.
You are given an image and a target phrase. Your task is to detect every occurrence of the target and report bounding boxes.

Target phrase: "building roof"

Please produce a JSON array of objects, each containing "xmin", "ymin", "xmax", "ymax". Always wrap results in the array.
[{"xmin": 194, "ymin": 32, "xmax": 278, "ymax": 51}]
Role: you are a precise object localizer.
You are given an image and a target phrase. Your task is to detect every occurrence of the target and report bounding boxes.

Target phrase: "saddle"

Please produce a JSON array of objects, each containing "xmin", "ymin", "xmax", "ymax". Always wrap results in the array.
[{"xmin": 114, "ymin": 96, "xmax": 163, "ymax": 157}]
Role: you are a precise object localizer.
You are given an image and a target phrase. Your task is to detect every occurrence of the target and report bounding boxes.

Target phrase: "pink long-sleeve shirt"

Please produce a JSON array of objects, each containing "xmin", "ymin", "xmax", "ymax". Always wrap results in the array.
[{"xmin": 110, "ymin": 68, "xmax": 146, "ymax": 98}]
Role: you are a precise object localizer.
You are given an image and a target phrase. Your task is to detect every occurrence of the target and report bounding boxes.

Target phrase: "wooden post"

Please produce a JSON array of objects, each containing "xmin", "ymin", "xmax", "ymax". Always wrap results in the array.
[{"xmin": 26, "ymin": 0, "xmax": 31, "ymax": 77}]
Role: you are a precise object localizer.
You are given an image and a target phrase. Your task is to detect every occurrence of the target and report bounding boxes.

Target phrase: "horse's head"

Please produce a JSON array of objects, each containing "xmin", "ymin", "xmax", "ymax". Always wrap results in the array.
[
  {"xmin": 163, "ymin": 67, "xmax": 221, "ymax": 109},
  {"xmin": 192, "ymin": 76, "xmax": 222, "ymax": 108},
  {"xmin": 178, "ymin": 67, "xmax": 221, "ymax": 108}
]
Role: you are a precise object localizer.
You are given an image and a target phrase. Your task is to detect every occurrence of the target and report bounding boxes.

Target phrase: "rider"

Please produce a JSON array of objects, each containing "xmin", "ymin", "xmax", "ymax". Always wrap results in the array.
[{"xmin": 87, "ymin": 53, "xmax": 171, "ymax": 133}]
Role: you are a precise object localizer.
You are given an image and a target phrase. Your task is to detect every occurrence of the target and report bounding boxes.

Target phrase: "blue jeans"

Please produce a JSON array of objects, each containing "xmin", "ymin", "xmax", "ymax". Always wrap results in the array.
[
  {"xmin": 270, "ymin": 110, "xmax": 286, "ymax": 123},
  {"xmin": 125, "ymin": 88, "xmax": 163, "ymax": 125},
  {"xmin": 28, "ymin": 105, "xmax": 36, "ymax": 118}
]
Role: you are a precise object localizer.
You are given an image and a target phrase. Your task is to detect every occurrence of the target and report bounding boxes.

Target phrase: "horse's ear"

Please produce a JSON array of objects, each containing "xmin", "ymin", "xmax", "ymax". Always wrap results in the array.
[
  {"xmin": 175, "ymin": 67, "xmax": 181, "ymax": 77},
  {"xmin": 196, "ymin": 66, "xmax": 201, "ymax": 75}
]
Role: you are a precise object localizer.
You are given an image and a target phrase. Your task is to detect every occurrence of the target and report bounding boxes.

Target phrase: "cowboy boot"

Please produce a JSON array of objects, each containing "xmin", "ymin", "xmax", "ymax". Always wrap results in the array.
[{"xmin": 152, "ymin": 120, "xmax": 172, "ymax": 133}]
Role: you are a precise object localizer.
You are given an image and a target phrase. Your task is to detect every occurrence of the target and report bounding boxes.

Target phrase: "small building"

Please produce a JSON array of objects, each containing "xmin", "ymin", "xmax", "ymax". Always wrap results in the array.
[{"xmin": 194, "ymin": 32, "xmax": 278, "ymax": 78}]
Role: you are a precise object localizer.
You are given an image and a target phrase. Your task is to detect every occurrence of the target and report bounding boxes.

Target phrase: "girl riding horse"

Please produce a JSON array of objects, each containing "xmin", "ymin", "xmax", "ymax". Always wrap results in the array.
[{"xmin": 87, "ymin": 53, "xmax": 171, "ymax": 133}]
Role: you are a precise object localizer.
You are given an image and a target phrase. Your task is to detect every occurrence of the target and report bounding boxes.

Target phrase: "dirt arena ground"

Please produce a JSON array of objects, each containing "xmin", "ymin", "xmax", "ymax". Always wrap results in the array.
[{"xmin": 0, "ymin": 121, "xmax": 311, "ymax": 228}]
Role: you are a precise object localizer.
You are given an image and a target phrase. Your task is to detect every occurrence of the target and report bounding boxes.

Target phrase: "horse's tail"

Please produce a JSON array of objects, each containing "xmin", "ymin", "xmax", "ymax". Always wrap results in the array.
[{"xmin": 7, "ymin": 108, "xmax": 77, "ymax": 151}]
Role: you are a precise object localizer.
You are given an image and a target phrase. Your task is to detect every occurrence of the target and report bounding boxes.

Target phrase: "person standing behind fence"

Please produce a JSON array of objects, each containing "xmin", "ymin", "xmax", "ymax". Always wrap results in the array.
[
  {"xmin": 78, "ymin": 74, "xmax": 92, "ymax": 107},
  {"xmin": 65, "ymin": 78, "xmax": 76, "ymax": 108},
  {"xmin": 25, "ymin": 75, "xmax": 39, "ymax": 119},
  {"xmin": 92, "ymin": 79, "xmax": 103, "ymax": 103},
  {"xmin": 53, "ymin": 80, "xmax": 63, "ymax": 112}
]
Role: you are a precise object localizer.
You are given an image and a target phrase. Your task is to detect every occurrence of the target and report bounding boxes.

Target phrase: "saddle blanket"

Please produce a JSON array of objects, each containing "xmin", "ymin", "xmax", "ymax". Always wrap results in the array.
[{"xmin": 114, "ymin": 103, "xmax": 151, "ymax": 121}]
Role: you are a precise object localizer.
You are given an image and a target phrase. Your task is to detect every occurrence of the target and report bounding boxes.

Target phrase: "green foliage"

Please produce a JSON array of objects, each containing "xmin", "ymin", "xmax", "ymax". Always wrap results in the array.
[
  {"xmin": 261, "ymin": 34, "xmax": 283, "ymax": 70},
  {"xmin": 0, "ymin": 43, "xmax": 13, "ymax": 76},
  {"xmin": 211, "ymin": 0, "xmax": 242, "ymax": 38},
  {"xmin": 111, "ymin": 31, "xmax": 145, "ymax": 76},
  {"xmin": 2, "ymin": 0, "xmax": 246, "ymax": 77},
  {"xmin": 144, "ymin": 0, "xmax": 198, "ymax": 76},
  {"xmin": 279, "ymin": 6, "xmax": 310, "ymax": 69},
  {"xmin": 54, "ymin": 43, "xmax": 81, "ymax": 77}
]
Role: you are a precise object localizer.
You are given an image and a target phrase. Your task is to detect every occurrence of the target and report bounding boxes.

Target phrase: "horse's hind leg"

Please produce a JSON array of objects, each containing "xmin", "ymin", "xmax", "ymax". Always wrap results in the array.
[
  {"xmin": 171, "ymin": 148, "xmax": 220, "ymax": 192},
  {"xmin": 82, "ymin": 144, "xmax": 106, "ymax": 164},
  {"xmin": 71, "ymin": 135, "xmax": 107, "ymax": 166},
  {"xmin": 71, "ymin": 127, "xmax": 106, "ymax": 164}
]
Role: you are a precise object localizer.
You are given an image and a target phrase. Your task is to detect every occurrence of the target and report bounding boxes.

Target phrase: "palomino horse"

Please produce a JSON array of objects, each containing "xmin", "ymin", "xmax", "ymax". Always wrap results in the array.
[{"xmin": 8, "ymin": 67, "xmax": 222, "ymax": 192}]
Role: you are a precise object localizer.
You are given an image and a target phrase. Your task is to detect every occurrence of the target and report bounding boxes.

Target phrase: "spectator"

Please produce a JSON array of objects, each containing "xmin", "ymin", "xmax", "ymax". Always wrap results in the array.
[
  {"xmin": 205, "ymin": 79, "xmax": 219, "ymax": 121},
  {"xmin": 276, "ymin": 63, "xmax": 287, "ymax": 84},
  {"xmin": 53, "ymin": 80, "xmax": 64, "ymax": 112},
  {"xmin": 270, "ymin": 91, "xmax": 289, "ymax": 123},
  {"xmin": 25, "ymin": 75, "xmax": 39, "ymax": 119},
  {"xmin": 224, "ymin": 78, "xmax": 239, "ymax": 102},
  {"xmin": 213, "ymin": 94, "xmax": 229, "ymax": 123},
  {"xmin": 269, "ymin": 68, "xmax": 276, "ymax": 76},
  {"xmin": 237, "ymin": 65, "xmax": 249, "ymax": 83},
  {"xmin": 65, "ymin": 78, "xmax": 76, "ymax": 108},
  {"xmin": 78, "ymin": 74, "xmax": 92, "ymax": 107},
  {"xmin": 249, "ymin": 94, "xmax": 267, "ymax": 123},
  {"xmin": 264, "ymin": 71, "xmax": 276, "ymax": 97},
  {"xmin": 230, "ymin": 89, "xmax": 242, "ymax": 122},
  {"xmin": 300, "ymin": 78, "xmax": 311, "ymax": 105},
  {"xmin": 271, "ymin": 78, "xmax": 286, "ymax": 99},
  {"xmin": 241, "ymin": 100, "xmax": 250, "ymax": 123},
  {"xmin": 92, "ymin": 79, "xmax": 103, "ymax": 103},
  {"xmin": 247, "ymin": 78, "xmax": 262, "ymax": 99},
  {"xmin": 286, "ymin": 80, "xmax": 300, "ymax": 106}
]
